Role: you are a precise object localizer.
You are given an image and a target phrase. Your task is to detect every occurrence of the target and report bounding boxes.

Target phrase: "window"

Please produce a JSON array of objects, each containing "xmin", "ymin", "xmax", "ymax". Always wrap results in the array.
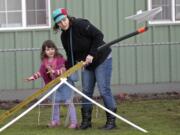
[
  {"xmin": 0, "ymin": 0, "xmax": 51, "ymax": 31},
  {"xmin": 176, "ymin": 0, "xmax": 180, "ymax": 20},
  {"xmin": 148, "ymin": 0, "xmax": 180, "ymax": 24}
]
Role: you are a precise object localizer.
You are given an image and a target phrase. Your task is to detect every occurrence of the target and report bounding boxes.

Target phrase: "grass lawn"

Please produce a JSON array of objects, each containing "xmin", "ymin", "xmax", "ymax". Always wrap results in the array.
[{"xmin": 0, "ymin": 98, "xmax": 180, "ymax": 135}]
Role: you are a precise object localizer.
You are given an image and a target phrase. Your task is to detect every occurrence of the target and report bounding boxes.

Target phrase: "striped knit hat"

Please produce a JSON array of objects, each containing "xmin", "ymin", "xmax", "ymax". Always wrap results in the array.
[{"xmin": 52, "ymin": 8, "xmax": 68, "ymax": 23}]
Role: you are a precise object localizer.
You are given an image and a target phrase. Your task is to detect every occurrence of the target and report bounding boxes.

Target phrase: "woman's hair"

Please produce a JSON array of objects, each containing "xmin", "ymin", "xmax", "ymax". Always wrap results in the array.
[
  {"xmin": 53, "ymin": 16, "xmax": 75, "ymax": 33},
  {"xmin": 40, "ymin": 40, "xmax": 62, "ymax": 60}
]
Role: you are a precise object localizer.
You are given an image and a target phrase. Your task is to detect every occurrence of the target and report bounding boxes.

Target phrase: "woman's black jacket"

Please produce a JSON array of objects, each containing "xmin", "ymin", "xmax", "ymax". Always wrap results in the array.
[{"xmin": 61, "ymin": 18, "xmax": 111, "ymax": 70}]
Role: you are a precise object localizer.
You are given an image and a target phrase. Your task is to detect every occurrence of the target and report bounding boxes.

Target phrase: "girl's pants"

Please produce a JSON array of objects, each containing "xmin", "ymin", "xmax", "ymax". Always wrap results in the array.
[
  {"xmin": 51, "ymin": 100, "xmax": 77, "ymax": 124},
  {"xmin": 51, "ymin": 79, "xmax": 77, "ymax": 124}
]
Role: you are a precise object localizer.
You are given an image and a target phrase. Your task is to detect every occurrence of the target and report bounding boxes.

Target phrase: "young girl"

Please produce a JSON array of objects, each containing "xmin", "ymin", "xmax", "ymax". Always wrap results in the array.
[{"xmin": 26, "ymin": 40, "xmax": 78, "ymax": 128}]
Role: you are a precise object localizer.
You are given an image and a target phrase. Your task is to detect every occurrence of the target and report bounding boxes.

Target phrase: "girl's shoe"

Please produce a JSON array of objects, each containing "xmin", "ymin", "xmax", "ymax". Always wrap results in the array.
[
  {"xmin": 47, "ymin": 121, "xmax": 60, "ymax": 128},
  {"xmin": 68, "ymin": 123, "xmax": 78, "ymax": 129}
]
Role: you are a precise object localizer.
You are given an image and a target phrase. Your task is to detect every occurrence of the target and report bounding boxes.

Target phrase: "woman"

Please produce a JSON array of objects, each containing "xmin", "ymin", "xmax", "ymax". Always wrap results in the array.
[{"xmin": 52, "ymin": 8, "xmax": 117, "ymax": 130}]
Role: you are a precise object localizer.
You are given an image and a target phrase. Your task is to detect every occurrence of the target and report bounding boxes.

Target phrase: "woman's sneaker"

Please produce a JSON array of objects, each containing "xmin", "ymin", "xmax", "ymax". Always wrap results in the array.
[{"xmin": 47, "ymin": 121, "xmax": 60, "ymax": 128}]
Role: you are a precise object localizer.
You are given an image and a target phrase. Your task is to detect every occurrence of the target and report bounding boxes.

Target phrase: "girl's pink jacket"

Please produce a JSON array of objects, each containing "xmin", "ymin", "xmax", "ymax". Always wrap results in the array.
[{"xmin": 38, "ymin": 56, "xmax": 66, "ymax": 84}]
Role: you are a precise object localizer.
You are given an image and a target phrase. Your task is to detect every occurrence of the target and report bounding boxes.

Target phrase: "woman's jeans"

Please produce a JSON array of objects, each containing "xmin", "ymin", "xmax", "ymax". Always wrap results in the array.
[{"xmin": 81, "ymin": 58, "xmax": 116, "ymax": 110}]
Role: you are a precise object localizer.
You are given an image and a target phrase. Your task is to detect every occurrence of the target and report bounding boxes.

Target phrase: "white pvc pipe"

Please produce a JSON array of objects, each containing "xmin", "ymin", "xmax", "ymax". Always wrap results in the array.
[
  {"xmin": 0, "ymin": 80, "xmax": 65, "ymax": 133},
  {"xmin": 0, "ymin": 78, "xmax": 148, "ymax": 133},
  {"xmin": 63, "ymin": 79, "xmax": 148, "ymax": 133}
]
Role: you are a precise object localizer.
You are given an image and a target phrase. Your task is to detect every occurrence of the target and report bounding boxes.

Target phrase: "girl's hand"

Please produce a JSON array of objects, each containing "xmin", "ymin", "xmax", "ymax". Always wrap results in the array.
[
  {"xmin": 25, "ymin": 76, "xmax": 34, "ymax": 81},
  {"xmin": 47, "ymin": 69, "xmax": 55, "ymax": 74},
  {"xmin": 60, "ymin": 67, "xmax": 66, "ymax": 74},
  {"xmin": 46, "ymin": 66, "xmax": 55, "ymax": 74},
  {"xmin": 85, "ymin": 55, "xmax": 94, "ymax": 65}
]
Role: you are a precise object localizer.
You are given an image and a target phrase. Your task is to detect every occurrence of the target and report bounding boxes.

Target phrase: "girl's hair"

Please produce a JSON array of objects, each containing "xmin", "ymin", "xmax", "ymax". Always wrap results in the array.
[
  {"xmin": 53, "ymin": 16, "xmax": 75, "ymax": 33},
  {"xmin": 40, "ymin": 40, "xmax": 62, "ymax": 60}
]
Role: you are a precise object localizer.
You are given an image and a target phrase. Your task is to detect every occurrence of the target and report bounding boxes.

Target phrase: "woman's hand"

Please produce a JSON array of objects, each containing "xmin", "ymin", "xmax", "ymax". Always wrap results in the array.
[{"xmin": 85, "ymin": 55, "xmax": 94, "ymax": 65}]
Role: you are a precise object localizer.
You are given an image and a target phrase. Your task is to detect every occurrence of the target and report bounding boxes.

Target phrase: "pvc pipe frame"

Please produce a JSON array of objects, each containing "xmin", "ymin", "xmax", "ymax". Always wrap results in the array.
[
  {"xmin": 0, "ymin": 78, "xmax": 148, "ymax": 133},
  {"xmin": 63, "ymin": 79, "xmax": 148, "ymax": 133},
  {"xmin": 0, "ymin": 80, "xmax": 65, "ymax": 133}
]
